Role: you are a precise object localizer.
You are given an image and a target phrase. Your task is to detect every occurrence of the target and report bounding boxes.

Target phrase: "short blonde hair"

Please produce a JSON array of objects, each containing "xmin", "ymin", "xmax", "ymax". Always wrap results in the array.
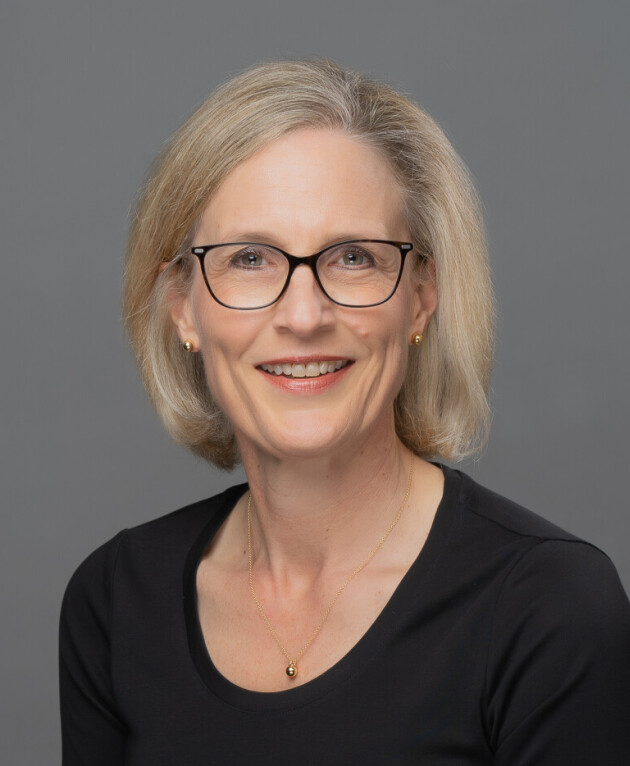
[{"xmin": 123, "ymin": 59, "xmax": 494, "ymax": 470}]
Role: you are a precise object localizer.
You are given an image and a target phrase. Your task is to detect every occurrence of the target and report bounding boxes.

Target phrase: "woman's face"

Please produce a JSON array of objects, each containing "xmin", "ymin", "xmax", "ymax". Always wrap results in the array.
[{"xmin": 170, "ymin": 128, "xmax": 437, "ymax": 461}]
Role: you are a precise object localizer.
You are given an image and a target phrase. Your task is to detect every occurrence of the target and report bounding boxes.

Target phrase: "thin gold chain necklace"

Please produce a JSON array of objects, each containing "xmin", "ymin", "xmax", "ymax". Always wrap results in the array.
[{"xmin": 247, "ymin": 457, "xmax": 414, "ymax": 680}]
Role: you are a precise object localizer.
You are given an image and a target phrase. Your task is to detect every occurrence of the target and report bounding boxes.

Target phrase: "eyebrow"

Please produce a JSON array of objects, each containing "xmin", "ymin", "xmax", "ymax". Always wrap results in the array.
[
  {"xmin": 216, "ymin": 231, "xmax": 284, "ymax": 245},
  {"xmin": 210, "ymin": 232, "xmax": 393, "ymax": 249}
]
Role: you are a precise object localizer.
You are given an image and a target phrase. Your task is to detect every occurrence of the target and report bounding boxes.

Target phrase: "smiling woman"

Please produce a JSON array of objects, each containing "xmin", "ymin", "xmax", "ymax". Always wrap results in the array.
[
  {"xmin": 124, "ymin": 60, "xmax": 492, "ymax": 471},
  {"xmin": 166, "ymin": 127, "xmax": 438, "ymax": 464},
  {"xmin": 59, "ymin": 60, "xmax": 630, "ymax": 765}
]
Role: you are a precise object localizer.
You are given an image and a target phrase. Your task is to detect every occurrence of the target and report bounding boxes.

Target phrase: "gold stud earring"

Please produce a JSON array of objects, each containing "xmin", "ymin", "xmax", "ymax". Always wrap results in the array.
[
  {"xmin": 411, "ymin": 333, "xmax": 423, "ymax": 346},
  {"xmin": 182, "ymin": 340, "xmax": 195, "ymax": 352}
]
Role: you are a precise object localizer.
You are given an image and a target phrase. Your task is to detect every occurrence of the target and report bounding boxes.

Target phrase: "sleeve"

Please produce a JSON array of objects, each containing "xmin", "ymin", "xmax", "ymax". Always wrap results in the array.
[
  {"xmin": 59, "ymin": 530, "xmax": 128, "ymax": 765},
  {"xmin": 483, "ymin": 539, "xmax": 630, "ymax": 765}
]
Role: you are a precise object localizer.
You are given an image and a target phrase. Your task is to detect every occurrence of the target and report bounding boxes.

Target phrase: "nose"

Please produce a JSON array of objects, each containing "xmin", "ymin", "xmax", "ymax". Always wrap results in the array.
[{"xmin": 271, "ymin": 263, "xmax": 335, "ymax": 337}]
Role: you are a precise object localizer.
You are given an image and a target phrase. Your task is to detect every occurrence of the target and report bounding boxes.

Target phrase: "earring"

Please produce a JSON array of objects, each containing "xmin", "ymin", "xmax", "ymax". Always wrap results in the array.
[
  {"xmin": 410, "ymin": 333, "xmax": 423, "ymax": 346},
  {"xmin": 182, "ymin": 340, "xmax": 195, "ymax": 352}
]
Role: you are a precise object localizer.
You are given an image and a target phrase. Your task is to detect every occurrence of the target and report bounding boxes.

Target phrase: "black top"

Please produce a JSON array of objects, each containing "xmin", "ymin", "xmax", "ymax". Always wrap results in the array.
[{"xmin": 59, "ymin": 466, "xmax": 630, "ymax": 765}]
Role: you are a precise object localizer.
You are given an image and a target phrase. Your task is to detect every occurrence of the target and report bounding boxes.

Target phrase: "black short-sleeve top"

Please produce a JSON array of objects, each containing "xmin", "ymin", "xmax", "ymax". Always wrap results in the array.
[{"xmin": 59, "ymin": 465, "xmax": 630, "ymax": 765}]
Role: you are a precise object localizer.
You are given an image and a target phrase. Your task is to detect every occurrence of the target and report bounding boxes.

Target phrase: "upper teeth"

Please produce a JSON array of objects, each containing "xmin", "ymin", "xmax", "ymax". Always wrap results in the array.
[{"xmin": 260, "ymin": 360, "xmax": 349, "ymax": 378}]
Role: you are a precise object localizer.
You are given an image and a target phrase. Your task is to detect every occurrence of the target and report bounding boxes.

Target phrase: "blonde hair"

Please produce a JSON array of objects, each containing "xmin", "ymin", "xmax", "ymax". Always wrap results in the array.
[{"xmin": 123, "ymin": 59, "xmax": 494, "ymax": 470}]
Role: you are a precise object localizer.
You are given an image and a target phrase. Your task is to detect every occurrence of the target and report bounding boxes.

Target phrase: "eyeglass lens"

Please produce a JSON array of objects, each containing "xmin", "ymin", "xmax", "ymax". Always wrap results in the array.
[{"xmin": 201, "ymin": 241, "xmax": 403, "ymax": 309}]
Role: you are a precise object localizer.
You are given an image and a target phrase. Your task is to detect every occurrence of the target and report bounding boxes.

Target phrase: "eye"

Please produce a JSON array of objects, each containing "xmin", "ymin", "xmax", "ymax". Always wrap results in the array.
[
  {"xmin": 229, "ymin": 247, "xmax": 268, "ymax": 268},
  {"xmin": 333, "ymin": 245, "xmax": 375, "ymax": 268},
  {"xmin": 342, "ymin": 251, "xmax": 364, "ymax": 266}
]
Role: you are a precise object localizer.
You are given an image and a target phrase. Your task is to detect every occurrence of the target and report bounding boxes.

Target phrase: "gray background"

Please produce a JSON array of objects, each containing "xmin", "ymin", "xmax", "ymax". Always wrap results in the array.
[{"xmin": 2, "ymin": 0, "xmax": 629, "ymax": 761}]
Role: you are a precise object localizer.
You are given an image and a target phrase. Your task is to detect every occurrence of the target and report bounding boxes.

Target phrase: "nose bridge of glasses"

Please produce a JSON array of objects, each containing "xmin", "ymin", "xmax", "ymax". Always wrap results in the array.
[
  {"xmin": 281, "ymin": 250, "xmax": 328, "ymax": 300},
  {"xmin": 284, "ymin": 249, "xmax": 322, "ymax": 277}
]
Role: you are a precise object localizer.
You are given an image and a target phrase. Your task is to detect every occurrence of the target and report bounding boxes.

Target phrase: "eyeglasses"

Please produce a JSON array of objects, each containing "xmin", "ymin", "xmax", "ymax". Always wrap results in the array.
[{"xmin": 190, "ymin": 239, "xmax": 422, "ymax": 310}]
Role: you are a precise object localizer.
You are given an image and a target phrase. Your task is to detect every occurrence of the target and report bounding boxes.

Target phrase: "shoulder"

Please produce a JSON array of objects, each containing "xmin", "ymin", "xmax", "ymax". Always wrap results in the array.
[
  {"xmin": 481, "ymin": 530, "xmax": 630, "ymax": 753},
  {"xmin": 490, "ymin": 536, "xmax": 630, "ymax": 642},
  {"xmin": 453, "ymin": 475, "xmax": 630, "ymax": 756},
  {"xmin": 442, "ymin": 466, "xmax": 630, "ymax": 667},
  {"xmin": 448, "ymin": 466, "xmax": 629, "ymax": 621},
  {"xmin": 452, "ymin": 466, "xmax": 586, "ymax": 544},
  {"xmin": 61, "ymin": 481, "xmax": 248, "ymax": 610},
  {"xmin": 60, "ymin": 528, "xmax": 127, "ymax": 634}
]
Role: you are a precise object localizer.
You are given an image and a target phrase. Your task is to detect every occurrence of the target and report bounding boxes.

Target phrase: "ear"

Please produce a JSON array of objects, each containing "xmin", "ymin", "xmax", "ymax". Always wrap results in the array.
[
  {"xmin": 408, "ymin": 257, "xmax": 438, "ymax": 336},
  {"xmin": 160, "ymin": 263, "xmax": 201, "ymax": 350}
]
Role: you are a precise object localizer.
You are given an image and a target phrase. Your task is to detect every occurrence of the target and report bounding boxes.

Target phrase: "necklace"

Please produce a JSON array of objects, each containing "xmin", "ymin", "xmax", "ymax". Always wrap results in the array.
[{"xmin": 247, "ymin": 457, "xmax": 414, "ymax": 680}]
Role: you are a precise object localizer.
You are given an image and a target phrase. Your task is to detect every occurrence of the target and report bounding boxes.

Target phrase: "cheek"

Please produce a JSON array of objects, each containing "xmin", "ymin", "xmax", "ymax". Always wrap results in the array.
[
  {"xmin": 349, "ymin": 319, "xmax": 370, "ymax": 341},
  {"xmin": 347, "ymin": 297, "xmax": 410, "ymax": 350},
  {"xmin": 347, "ymin": 309, "xmax": 409, "ymax": 393},
  {"xmin": 191, "ymin": 303, "xmax": 237, "ymax": 394},
  {"xmin": 192, "ymin": 300, "xmax": 264, "ymax": 401}
]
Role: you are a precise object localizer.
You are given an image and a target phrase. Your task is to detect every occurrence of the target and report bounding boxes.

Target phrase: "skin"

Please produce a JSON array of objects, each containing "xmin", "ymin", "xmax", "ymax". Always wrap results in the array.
[{"xmin": 169, "ymin": 128, "xmax": 443, "ymax": 691}]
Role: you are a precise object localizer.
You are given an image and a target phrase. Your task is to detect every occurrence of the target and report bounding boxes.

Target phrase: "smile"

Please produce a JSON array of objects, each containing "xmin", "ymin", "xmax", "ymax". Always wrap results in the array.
[{"xmin": 259, "ymin": 360, "xmax": 352, "ymax": 378}]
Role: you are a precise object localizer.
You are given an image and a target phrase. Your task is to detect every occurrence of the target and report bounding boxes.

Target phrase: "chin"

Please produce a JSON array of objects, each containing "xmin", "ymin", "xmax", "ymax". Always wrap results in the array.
[{"xmin": 245, "ymin": 412, "xmax": 357, "ymax": 461}]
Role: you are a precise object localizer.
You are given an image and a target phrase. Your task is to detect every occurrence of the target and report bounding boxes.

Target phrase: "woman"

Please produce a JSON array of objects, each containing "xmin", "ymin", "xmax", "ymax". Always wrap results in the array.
[{"xmin": 59, "ymin": 60, "xmax": 630, "ymax": 764}]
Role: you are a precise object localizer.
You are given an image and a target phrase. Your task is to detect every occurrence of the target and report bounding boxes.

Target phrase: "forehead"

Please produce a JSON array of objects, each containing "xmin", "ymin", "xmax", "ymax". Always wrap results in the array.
[{"xmin": 198, "ymin": 128, "xmax": 407, "ymax": 247}]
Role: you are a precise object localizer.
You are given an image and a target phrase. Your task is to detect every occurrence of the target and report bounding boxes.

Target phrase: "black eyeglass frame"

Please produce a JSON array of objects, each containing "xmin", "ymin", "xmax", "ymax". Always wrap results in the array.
[{"xmin": 190, "ymin": 239, "xmax": 423, "ymax": 310}]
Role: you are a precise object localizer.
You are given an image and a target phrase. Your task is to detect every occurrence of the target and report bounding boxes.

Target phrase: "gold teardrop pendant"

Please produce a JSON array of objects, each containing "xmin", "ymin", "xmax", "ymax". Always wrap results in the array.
[{"xmin": 286, "ymin": 662, "xmax": 298, "ymax": 679}]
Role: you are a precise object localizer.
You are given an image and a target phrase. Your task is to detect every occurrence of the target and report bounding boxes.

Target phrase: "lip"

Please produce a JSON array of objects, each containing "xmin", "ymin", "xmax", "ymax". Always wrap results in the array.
[
  {"xmin": 257, "ymin": 355, "xmax": 352, "ymax": 366},
  {"xmin": 256, "ymin": 359, "xmax": 354, "ymax": 393}
]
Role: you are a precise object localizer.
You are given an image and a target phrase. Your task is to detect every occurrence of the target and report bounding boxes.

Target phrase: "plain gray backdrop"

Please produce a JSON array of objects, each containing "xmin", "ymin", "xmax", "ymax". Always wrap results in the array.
[{"xmin": 2, "ymin": 0, "xmax": 629, "ymax": 761}]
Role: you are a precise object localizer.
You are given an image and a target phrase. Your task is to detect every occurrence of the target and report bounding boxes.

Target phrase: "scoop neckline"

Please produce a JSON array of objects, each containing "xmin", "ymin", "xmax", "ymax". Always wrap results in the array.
[{"xmin": 182, "ymin": 463, "xmax": 461, "ymax": 712}]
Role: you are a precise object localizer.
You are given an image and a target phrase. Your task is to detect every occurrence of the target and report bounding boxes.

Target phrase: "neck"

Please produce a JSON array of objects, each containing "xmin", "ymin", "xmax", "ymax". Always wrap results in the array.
[{"xmin": 236, "ymin": 418, "xmax": 413, "ymax": 587}]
